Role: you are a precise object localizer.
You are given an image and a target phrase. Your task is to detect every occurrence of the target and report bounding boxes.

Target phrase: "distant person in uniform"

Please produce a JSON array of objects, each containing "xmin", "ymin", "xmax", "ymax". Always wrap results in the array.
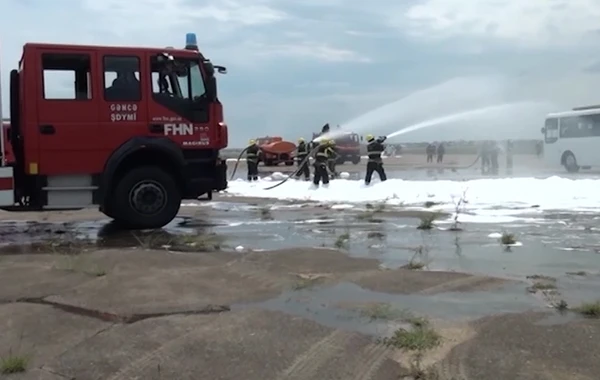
[
  {"xmin": 480, "ymin": 141, "xmax": 490, "ymax": 173},
  {"xmin": 246, "ymin": 140, "xmax": 259, "ymax": 181},
  {"xmin": 365, "ymin": 135, "xmax": 388, "ymax": 185},
  {"xmin": 536, "ymin": 141, "xmax": 543, "ymax": 158},
  {"xmin": 436, "ymin": 142, "xmax": 445, "ymax": 163},
  {"xmin": 295, "ymin": 138, "xmax": 310, "ymax": 181},
  {"xmin": 426, "ymin": 143, "xmax": 436, "ymax": 163},
  {"xmin": 326, "ymin": 139, "xmax": 338, "ymax": 179},
  {"xmin": 313, "ymin": 141, "xmax": 330, "ymax": 186},
  {"xmin": 506, "ymin": 140, "xmax": 514, "ymax": 171},
  {"xmin": 490, "ymin": 141, "xmax": 499, "ymax": 174}
]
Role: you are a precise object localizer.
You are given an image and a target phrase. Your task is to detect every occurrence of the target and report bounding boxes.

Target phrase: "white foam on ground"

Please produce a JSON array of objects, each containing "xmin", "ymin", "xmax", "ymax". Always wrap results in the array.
[{"xmin": 225, "ymin": 176, "xmax": 600, "ymax": 223}]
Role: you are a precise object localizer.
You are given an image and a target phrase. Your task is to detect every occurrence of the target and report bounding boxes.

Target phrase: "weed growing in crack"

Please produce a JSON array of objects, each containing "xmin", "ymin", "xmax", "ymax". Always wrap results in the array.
[
  {"xmin": 359, "ymin": 303, "xmax": 408, "ymax": 321},
  {"xmin": 500, "ymin": 231, "xmax": 517, "ymax": 251},
  {"xmin": 380, "ymin": 316, "xmax": 442, "ymax": 378},
  {"xmin": 553, "ymin": 299, "xmax": 569, "ymax": 312},
  {"xmin": 177, "ymin": 234, "xmax": 223, "ymax": 251},
  {"xmin": 566, "ymin": 271, "xmax": 587, "ymax": 276},
  {"xmin": 0, "ymin": 352, "xmax": 29, "ymax": 374},
  {"xmin": 259, "ymin": 206, "xmax": 273, "ymax": 220},
  {"xmin": 367, "ymin": 231, "xmax": 386, "ymax": 239},
  {"xmin": 334, "ymin": 230, "xmax": 350, "ymax": 249},
  {"xmin": 404, "ymin": 245, "xmax": 429, "ymax": 270},
  {"xmin": 449, "ymin": 188, "xmax": 468, "ymax": 231},
  {"xmin": 417, "ymin": 213, "xmax": 439, "ymax": 230},
  {"xmin": 356, "ymin": 211, "xmax": 384, "ymax": 223},
  {"xmin": 357, "ymin": 203, "xmax": 386, "ymax": 223},
  {"xmin": 366, "ymin": 203, "xmax": 386, "ymax": 212},
  {"xmin": 527, "ymin": 281, "xmax": 557, "ymax": 292},
  {"xmin": 132, "ymin": 231, "xmax": 223, "ymax": 252},
  {"xmin": 573, "ymin": 301, "xmax": 600, "ymax": 318}
]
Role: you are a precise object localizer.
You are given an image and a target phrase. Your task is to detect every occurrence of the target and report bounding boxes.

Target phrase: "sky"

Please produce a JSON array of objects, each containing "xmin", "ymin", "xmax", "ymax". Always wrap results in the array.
[{"xmin": 3, "ymin": 0, "xmax": 600, "ymax": 147}]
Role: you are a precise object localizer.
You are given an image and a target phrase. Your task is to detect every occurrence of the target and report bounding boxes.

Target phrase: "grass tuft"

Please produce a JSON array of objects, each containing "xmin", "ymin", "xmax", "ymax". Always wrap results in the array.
[{"xmin": 0, "ymin": 353, "xmax": 29, "ymax": 374}]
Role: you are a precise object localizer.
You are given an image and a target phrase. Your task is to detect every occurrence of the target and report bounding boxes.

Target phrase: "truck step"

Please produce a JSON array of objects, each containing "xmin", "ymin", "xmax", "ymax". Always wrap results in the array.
[
  {"xmin": 42, "ymin": 186, "xmax": 98, "ymax": 191},
  {"xmin": 42, "ymin": 205, "xmax": 87, "ymax": 210}
]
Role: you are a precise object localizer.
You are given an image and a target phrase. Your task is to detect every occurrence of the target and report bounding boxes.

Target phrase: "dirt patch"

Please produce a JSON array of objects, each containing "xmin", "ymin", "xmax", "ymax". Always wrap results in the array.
[
  {"xmin": 436, "ymin": 311, "xmax": 600, "ymax": 380},
  {"xmin": 354, "ymin": 268, "xmax": 511, "ymax": 295}
]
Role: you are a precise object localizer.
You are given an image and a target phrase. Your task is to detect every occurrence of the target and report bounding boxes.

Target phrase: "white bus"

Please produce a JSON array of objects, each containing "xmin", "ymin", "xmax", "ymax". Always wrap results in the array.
[{"xmin": 542, "ymin": 107, "xmax": 600, "ymax": 172}]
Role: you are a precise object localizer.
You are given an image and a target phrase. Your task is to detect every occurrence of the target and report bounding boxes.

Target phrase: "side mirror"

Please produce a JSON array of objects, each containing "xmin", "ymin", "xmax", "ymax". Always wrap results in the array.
[
  {"xmin": 214, "ymin": 65, "xmax": 227, "ymax": 74},
  {"xmin": 540, "ymin": 127, "xmax": 545, "ymax": 134},
  {"xmin": 203, "ymin": 60, "xmax": 215, "ymax": 77}
]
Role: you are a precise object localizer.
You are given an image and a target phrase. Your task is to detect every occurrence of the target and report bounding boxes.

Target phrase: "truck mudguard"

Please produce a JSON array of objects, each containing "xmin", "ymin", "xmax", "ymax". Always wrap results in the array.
[{"xmin": 100, "ymin": 136, "xmax": 186, "ymax": 202}]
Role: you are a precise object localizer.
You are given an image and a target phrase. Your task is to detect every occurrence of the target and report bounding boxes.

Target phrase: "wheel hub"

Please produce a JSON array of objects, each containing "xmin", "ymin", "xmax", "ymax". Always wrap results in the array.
[
  {"xmin": 566, "ymin": 155, "xmax": 576, "ymax": 167},
  {"xmin": 129, "ymin": 181, "xmax": 166, "ymax": 215}
]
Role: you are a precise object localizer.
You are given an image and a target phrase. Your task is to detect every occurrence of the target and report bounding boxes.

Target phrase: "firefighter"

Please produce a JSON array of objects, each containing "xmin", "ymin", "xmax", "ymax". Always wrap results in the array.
[
  {"xmin": 246, "ymin": 139, "xmax": 259, "ymax": 181},
  {"xmin": 436, "ymin": 142, "xmax": 445, "ymax": 163},
  {"xmin": 426, "ymin": 143, "xmax": 436, "ymax": 163},
  {"xmin": 313, "ymin": 140, "xmax": 330, "ymax": 186},
  {"xmin": 295, "ymin": 138, "xmax": 310, "ymax": 181},
  {"xmin": 326, "ymin": 139, "xmax": 338, "ymax": 179},
  {"xmin": 480, "ymin": 141, "xmax": 490, "ymax": 173},
  {"xmin": 365, "ymin": 135, "xmax": 387, "ymax": 185},
  {"xmin": 506, "ymin": 139, "xmax": 514, "ymax": 172}
]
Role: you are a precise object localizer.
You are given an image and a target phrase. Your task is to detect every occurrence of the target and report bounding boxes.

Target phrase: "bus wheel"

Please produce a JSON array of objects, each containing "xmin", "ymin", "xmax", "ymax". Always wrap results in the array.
[{"xmin": 563, "ymin": 153, "xmax": 580, "ymax": 173}]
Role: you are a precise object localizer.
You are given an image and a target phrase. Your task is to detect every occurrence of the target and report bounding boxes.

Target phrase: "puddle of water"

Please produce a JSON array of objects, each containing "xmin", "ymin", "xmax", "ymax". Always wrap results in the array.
[{"xmin": 235, "ymin": 282, "xmax": 544, "ymax": 336}]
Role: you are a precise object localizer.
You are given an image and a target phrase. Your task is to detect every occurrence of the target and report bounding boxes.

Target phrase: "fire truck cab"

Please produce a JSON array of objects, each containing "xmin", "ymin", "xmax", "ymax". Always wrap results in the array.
[{"xmin": 0, "ymin": 33, "xmax": 229, "ymax": 229}]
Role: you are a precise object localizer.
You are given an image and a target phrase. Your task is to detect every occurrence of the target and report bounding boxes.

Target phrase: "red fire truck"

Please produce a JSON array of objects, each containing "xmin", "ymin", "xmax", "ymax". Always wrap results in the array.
[{"xmin": 0, "ymin": 33, "xmax": 228, "ymax": 229}]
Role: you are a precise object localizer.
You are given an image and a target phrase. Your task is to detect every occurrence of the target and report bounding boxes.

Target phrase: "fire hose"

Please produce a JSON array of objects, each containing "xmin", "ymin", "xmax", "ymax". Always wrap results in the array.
[
  {"xmin": 229, "ymin": 147, "xmax": 249, "ymax": 180},
  {"xmin": 263, "ymin": 145, "xmax": 321, "ymax": 190}
]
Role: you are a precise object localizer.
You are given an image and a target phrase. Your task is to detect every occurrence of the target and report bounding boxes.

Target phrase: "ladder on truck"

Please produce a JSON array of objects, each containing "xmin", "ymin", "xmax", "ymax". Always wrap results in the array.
[{"xmin": 0, "ymin": 46, "xmax": 15, "ymax": 207}]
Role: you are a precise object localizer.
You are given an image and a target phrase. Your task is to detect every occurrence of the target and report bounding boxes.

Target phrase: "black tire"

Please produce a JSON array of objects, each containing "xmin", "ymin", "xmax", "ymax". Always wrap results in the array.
[
  {"xmin": 285, "ymin": 160, "xmax": 294, "ymax": 166},
  {"xmin": 112, "ymin": 166, "xmax": 181, "ymax": 229},
  {"xmin": 336, "ymin": 157, "xmax": 345, "ymax": 165},
  {"xmin": 351, "ymin": 155, "xmax": 360, "ymax": 165},
  {"xmin": 563, "ymin": 152, "xmax": 579, "ymax": 173}
]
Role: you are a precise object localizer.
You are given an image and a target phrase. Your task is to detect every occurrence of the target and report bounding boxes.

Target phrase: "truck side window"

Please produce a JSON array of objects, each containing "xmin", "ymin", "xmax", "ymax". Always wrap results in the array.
[
  {"xmin": 42, "ymin": 53, "xmax": 91, "ymax": 100},
  {"xmin": 103, "ymin": 56, "xmax": 141, "ymax": 102}
]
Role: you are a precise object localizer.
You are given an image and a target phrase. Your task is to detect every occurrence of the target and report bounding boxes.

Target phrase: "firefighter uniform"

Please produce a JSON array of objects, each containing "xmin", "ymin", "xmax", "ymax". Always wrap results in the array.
[
  {"xmin": 246, "ymin": 140, "xmax": 259, "ymax": 181},
  {"xmin": 295, "ymin": 138, "xmax": 310, "ymax": 180},
  {"xmin": 365, "ymin": 135, "xmax": 387, "ymax": 185},
  {"xmin": 326, "ymin": 139, "xmax": 338, "ymax": 179},
  {"xmin": 313, "ymin": 142, "xmax": 330, "ymax": 186}
]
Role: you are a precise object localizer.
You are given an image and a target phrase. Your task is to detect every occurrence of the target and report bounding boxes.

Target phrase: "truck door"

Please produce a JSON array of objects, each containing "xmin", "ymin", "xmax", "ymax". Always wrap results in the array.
[
  {"xmin": 147, "ymin": 53, "xmax": 211, "ymax": 147},
  {"xmin": 37, "ymin": 50, "xmax": 101, "ymax": 175}
]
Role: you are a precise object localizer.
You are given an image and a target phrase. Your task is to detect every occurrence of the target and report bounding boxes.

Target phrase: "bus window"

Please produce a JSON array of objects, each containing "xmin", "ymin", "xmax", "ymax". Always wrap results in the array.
[{"xmin": 544, "ymin": 118, "xmax": 558, "ymax": 144}]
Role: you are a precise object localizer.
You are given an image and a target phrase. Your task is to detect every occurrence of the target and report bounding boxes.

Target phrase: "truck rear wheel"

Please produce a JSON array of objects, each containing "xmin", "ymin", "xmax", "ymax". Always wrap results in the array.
[
  {"xmin": 112, "ymin": 166, "xmax": 181, "ymax": 229},
  {"xmin": 351, "ymin": 156, "xmax": 360, "ymax": 165}
]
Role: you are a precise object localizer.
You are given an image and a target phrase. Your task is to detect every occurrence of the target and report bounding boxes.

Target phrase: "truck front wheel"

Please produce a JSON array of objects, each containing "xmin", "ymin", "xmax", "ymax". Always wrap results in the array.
[{"xmin": 112, "ymin": 166, "xmax": 181, "ymax": 229}]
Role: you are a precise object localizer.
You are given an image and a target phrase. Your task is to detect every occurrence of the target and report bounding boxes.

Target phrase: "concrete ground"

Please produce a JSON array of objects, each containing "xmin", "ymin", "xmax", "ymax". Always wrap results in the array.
[{"xmin": 1, "ymin": 240, "xmax": 599, "ymax": 379}]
